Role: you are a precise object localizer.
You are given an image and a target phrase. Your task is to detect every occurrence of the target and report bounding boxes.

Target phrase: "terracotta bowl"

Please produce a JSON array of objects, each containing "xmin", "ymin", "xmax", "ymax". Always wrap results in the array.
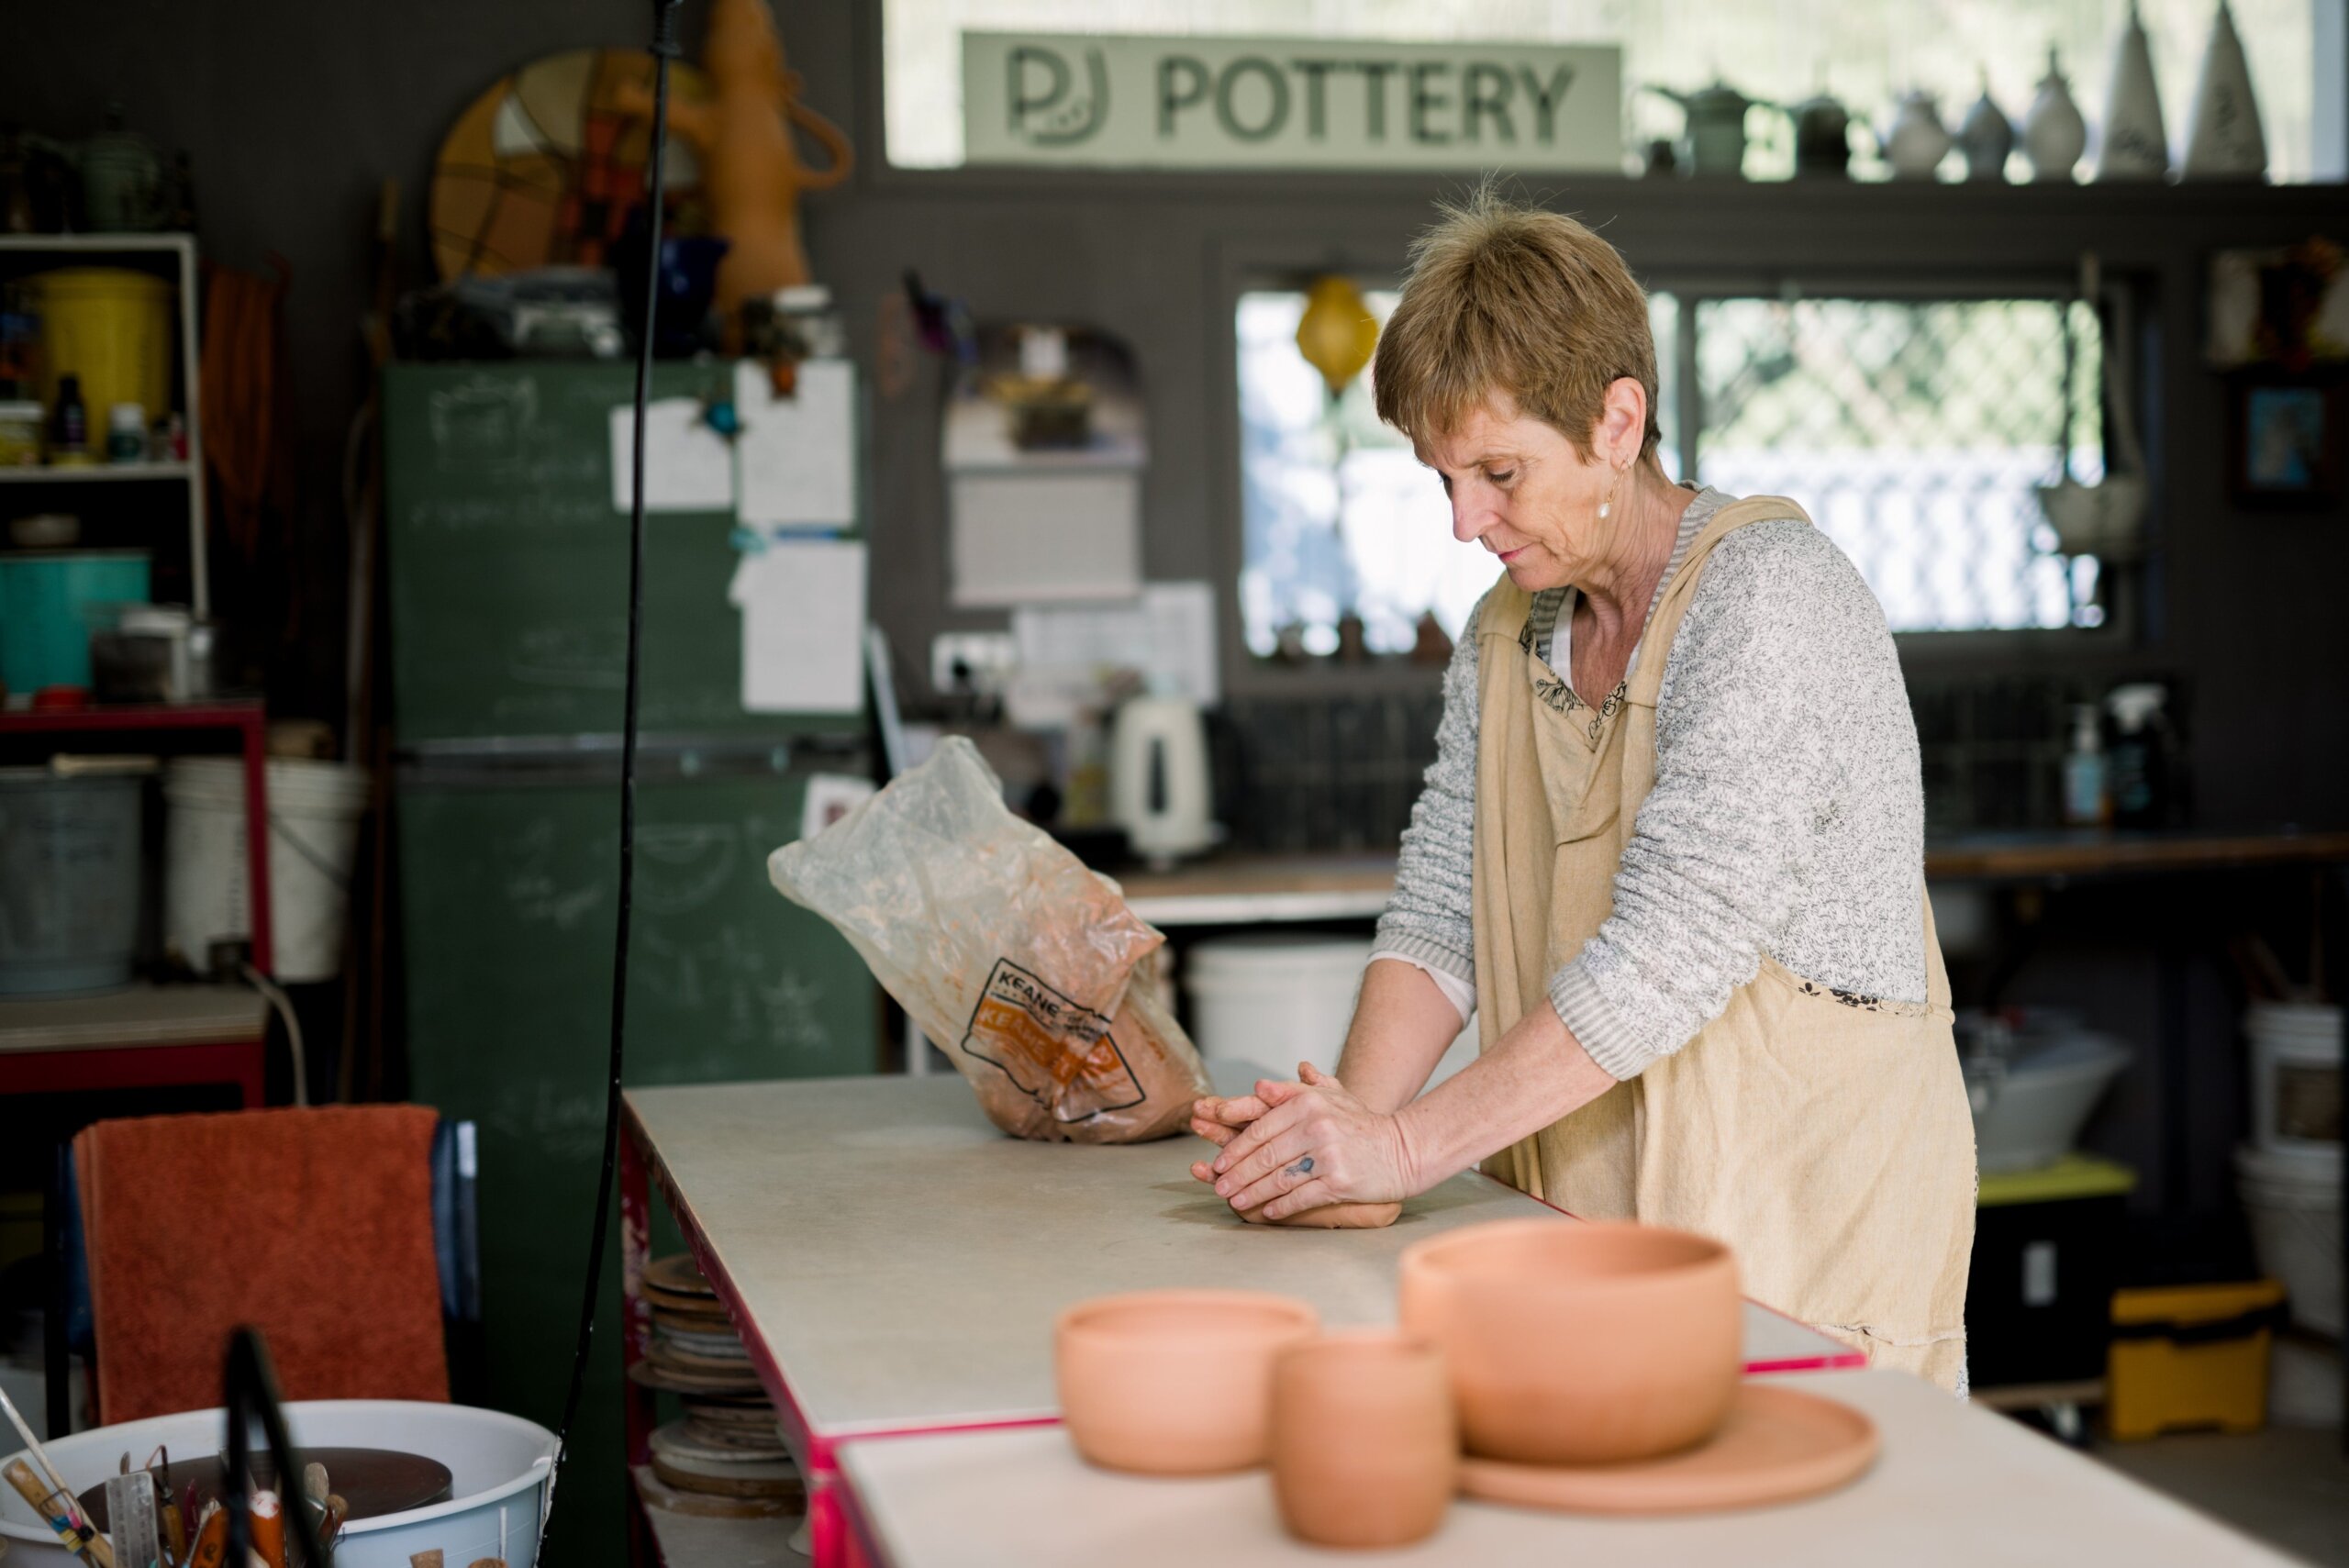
[
  {"xmin": 1271, "ymin": 1329, "xmax": 1456, "ymax": 1549},
  {"xmin": 1054, "ymin": 1289, "xmax": 1319, "ymax": 1474},
  {"xmin": 1397, "ymin": 1218, "xmax": 1740, "ymax": 1465}
]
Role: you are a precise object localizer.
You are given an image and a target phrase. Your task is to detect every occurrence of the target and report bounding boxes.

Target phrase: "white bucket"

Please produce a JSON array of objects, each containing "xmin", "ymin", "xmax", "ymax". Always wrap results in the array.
[
  {"xmin": 0, "ymin": 1399, "xmax": 554, "ymax": 1567},
  {"xmin": 1182, "ymin": 935, "xmax": 1476, "ymax": 1088},
  {"xmin": 2247, "ymin": 1001, "xmax": 2342, "ymax": 1158},
  {"xmin": 2235, "ymin": 1141, "xmax": 2343, "ymax": 1338},
  {"xmin": 164, "ymin": 757, "xmax": 370, "ymax": 983}
]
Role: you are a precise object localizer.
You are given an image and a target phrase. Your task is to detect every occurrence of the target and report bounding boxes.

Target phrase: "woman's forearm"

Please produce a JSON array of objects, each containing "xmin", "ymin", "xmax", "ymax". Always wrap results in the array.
[
  {"xmin": 1392, "ymin": 999, "xmax": 1616, "ymax": 1190},
  {"xmin": 1334, "ymin": 959, "xmax": 1464, "ymax": 1114}
]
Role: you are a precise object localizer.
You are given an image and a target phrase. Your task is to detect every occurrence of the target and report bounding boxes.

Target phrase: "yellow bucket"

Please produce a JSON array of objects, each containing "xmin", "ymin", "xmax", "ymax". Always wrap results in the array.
[{"xmin": 31, "ymin": 267, "xmax": 173, "ymax": 428}]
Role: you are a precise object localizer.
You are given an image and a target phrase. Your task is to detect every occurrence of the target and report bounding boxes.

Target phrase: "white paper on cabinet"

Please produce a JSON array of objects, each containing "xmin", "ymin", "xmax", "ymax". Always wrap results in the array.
[
  {"xmin": 736, "ymin": 360, "xmax": 857, "ymax": 528},
  {"xmin": 727, "ymin": 539, "xmax": 867, "ymax": 713},
  {"xmin": 609, "ymin": 398, "xmax": 736, "ymax": 512}
]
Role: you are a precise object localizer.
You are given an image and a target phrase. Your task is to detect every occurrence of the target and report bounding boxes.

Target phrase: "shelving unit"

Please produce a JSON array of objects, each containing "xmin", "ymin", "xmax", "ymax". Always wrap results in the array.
[{"xmin": 0, "ymin": 232, "xmax": 209, "ymax": 615}]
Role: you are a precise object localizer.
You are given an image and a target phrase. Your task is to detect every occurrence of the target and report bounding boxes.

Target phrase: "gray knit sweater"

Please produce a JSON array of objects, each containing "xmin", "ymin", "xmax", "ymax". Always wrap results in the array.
[{"xmin": 1370, "ymin": 487, "xmax": 1929, "ymax": 1081}]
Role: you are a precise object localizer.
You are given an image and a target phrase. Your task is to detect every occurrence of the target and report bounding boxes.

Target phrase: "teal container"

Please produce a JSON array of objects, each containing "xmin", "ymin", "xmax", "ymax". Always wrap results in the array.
[{"xmin": 0, "ymin": 550, "xmax": 150, "ymax": 695}]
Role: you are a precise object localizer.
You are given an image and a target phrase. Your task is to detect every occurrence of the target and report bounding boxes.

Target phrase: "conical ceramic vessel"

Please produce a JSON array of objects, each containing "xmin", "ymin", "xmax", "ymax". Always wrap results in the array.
[
  {"xmin": 1397, "ymin": 1218, "xmax": 1742, "ymax": 1465},
  {"xmin": 1270, "ymin": 1330, "xmax": 1457, "ymax": 1548},
  {"xmin": 1055, "ymin": 1290, "xmax": 1318, "ymax": 1474},
  {"xmin": 2097, "ymin": 1, "xmax": 2170, "ymax": 180},
  {"xmin": 1959, "ymin": 81, "xmax": 2014, "ymax": 181},
  {"xmin": 2024, "ymin": 49, "xmax": 2088, "ymax": 181},
  {"xmin": 2182, "ymin": 1, "xmax": 2267, "ymax": 179}
]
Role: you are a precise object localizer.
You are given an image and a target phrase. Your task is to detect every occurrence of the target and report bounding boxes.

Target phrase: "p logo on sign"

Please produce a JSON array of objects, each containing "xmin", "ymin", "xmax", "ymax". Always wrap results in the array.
[{"xmin": 1006, "ymin": 44, "xmax": 1109, "ymax": 147}]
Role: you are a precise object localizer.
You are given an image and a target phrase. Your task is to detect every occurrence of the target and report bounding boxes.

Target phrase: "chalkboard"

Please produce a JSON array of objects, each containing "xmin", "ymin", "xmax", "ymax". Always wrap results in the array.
[
  {"xmin": 395, "ymin": 764, "xmax": 878, "ymax": 1559},
  {"xmin": 383, "ymin": 361, "xmax": 860, "ymax": 745}
]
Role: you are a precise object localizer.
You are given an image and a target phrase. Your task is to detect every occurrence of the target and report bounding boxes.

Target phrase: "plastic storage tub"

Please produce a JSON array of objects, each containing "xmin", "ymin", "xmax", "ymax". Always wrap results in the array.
[
  {"xmin": 2235, "ymin": 1140, "xmax": 2343, "ymax": 1336},
  {"xmin": 0, "ymin": 1399, "xmax": 554, "ymax": 1567},
  {"xmin": 0, "ymin": 766, "xmax": 144, "ymax": 994},
  {"xmin": 165, "ymin": 756, "xmax": 369, "ymax": 982},
  {"xmin": 2246, "ymin": 1001, "xmax": 2342, "ymax": 1155},
  {"xmin": 2107, "ymin": 1279, "xmax": 2286, "ymax": 1440},
  {"xmin": 0, "ymin": 550, "xmax": 150, "ymax": 694},
  {"xmin": 1965, "ymin": 1030, "xmax": 2132, "ymax": 1173},
  {"xmin": 1182, "ymin": 934, "xmax": 1477, "ymax": 1086},
  {"xmin": 28, "ymin": 266, "xmax": 172, "ymax": 426}
]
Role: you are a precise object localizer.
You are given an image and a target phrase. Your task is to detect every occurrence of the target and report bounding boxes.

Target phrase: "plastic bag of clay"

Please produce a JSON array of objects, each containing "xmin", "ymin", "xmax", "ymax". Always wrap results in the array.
[{"xmin": 768, "ymin": 737, "xmax": 1212, "ymax": 1143}]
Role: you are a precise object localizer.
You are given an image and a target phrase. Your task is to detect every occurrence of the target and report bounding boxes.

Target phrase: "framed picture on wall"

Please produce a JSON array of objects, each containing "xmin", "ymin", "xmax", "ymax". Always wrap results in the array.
[{"xmin": 2227, "ymin": 374, "xmax": 2343, "ymax": 508}]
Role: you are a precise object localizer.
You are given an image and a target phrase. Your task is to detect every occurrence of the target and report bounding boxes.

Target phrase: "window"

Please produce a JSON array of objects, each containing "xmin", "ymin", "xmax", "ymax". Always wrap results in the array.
[
  {"xmin": 885, "ymin": 1, "xmax": 2324, "ymax": 182},
  {"xmin": 1235, "ymin": 286, "xmax": 2108, "ymax": 651}
]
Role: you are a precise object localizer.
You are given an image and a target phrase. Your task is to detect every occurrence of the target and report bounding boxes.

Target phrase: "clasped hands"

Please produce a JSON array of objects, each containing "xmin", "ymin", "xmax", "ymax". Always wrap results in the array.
[{"xmin": 1187, "ymin": 1062, "xmax": 1421, "ymax": 1222}]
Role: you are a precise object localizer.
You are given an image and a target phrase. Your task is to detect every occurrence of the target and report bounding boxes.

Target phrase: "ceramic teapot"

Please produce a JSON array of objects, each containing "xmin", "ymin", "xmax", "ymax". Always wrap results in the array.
[
  {"xmin": 1643, "ymin": 81, "xmax": 1779, "ymax": 178},
  {"xmin": 1787, "ymin": 91, "xmax": 1854, "ymax": 176},
  {"xmin": 72, "ymin": 105, "xmax": 172, "ymax": 232},
  {"xmin": 1880, "ymin": 90, "xmax": 1954, "ymax": 179},
  {"xmin": 2022, "ymin": 49, "xmax": 2089, "ymax": 182}
]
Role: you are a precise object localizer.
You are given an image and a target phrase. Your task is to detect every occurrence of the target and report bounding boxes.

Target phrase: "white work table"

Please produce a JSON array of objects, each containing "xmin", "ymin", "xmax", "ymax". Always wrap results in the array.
[
  {"xmin": 621, "ymin": 1071, "xmax": 1860, "ymax": 1564},
  {"xmin": 833, "ymin": 1368, "xmax": 2296, "ymax": 1568}
]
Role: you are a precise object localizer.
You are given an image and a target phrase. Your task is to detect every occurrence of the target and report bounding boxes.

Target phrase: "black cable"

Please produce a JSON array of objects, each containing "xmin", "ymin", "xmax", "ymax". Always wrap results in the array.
[{"xmin": 544, "ymin": 0, "xmax": 685, "ymax": 1539}]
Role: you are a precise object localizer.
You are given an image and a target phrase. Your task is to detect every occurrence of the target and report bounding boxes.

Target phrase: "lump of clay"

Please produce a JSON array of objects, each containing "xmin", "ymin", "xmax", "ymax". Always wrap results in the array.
[{"xmin": 1188, "ymin": 1158, "xmax": 1402, "ymax": 1229}]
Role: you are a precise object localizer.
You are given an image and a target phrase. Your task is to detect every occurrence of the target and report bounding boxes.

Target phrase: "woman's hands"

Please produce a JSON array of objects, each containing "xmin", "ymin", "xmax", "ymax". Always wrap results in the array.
[{"xmin": 1186, "ymin": 1063, "xmax": 1425, "ymax": 1222}]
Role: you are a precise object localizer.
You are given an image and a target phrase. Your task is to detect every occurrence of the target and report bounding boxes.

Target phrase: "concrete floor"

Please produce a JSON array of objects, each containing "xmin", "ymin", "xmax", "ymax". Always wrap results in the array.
[{"xmin": 2092, "ymin": 1427, "xmax": 2349, "ymax": 1566}]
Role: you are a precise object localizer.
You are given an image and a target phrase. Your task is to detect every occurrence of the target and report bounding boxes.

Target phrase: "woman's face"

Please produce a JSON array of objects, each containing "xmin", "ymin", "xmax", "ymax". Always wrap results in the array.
[{"xmin": 1417, "ymin": 386, "xmax": 1641, "ymax": 594}]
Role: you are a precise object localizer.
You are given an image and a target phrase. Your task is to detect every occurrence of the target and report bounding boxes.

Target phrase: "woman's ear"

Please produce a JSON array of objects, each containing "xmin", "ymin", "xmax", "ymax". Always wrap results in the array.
[{"xmin": 1599, "ymin": 377, "xmax": 1648, "ymax": 467}]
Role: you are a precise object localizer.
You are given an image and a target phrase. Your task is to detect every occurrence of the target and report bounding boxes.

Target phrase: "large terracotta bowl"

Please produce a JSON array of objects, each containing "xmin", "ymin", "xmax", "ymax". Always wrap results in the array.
[
  {"xmin": 1397, "ymin": 1218, "xmax": 1740, "ymax": 1465},
  {"xmin": 1054, "ymin": 1289, "xmax": 1319, "ymax": 1474}
]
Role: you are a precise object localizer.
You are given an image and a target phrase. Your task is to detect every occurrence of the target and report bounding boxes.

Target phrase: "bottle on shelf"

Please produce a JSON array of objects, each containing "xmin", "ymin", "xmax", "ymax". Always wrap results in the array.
[
  {"xmin": 48, "ymin": 372, "xmax": 91, "ymax": 465},
  {"xmin": 2062, "ymin": 702, "xmax": 2110, "ymax": 828},
  {"xmin": 107, "ymin": 401, "xmax": 146, "ymax": 462},
  {"xmin": 2107, "ymin": 684, "xmax": 2174, "ymax": 830}
]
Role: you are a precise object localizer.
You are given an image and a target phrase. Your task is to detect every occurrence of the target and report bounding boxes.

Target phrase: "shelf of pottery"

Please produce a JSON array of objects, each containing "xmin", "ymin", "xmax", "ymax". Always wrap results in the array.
[
  {"xmin": 628, "ymin": 1252, "xmax": 807, "ymax": 1533},
  {"xmin": 0, "ymin": 233, "xmax": 212, "ymax": 621}
]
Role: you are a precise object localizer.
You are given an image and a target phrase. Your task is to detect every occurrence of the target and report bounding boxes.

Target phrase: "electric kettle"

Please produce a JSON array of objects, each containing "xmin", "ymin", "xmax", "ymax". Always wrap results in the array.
[{"xmin": 1108, "ymin": 688, "xmax": 1215, "ymax": 869}]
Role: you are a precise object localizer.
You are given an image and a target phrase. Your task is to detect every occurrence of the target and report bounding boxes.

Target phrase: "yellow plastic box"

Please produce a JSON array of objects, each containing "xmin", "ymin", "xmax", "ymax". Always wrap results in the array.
[{"xmin": 2106, "ymin": 1278, "xmax": 2287, "ymax": 1440}]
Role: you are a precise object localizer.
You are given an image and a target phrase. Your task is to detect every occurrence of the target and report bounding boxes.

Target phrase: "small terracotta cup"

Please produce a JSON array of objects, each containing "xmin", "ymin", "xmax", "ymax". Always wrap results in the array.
[
  {"xmin": 1270, "ymin": 1330, "xmax": 1456, "ymax": 1549},
  {"xmin": 1398, "ymin": 1218, "xmax": 1741, "ymax": 1465},
  {"xmin": 1055, "ymin": 1289, "xmax": 1319, "ymax": 1473}
]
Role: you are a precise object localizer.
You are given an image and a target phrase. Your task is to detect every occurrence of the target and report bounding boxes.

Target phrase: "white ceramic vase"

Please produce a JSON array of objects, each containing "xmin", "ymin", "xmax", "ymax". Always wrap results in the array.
[
  {"xmin": 2023, "ymin": 49, "xmax": 2087, "ymax": 182},
  {"xmin": 1958, "ymin": 81, "xmax": 2015, "ymax": 181},
  {"xmin": 2182, "ymin": 0, "xmax": 2267, "ymax": 179},
  {"xmin": 2096, "ymin": 0, "xmax": 2171, "ymax": 180},
  {"xmin": 1881, "ymin": 90, "xmax": 1954, "ymax": 180}
]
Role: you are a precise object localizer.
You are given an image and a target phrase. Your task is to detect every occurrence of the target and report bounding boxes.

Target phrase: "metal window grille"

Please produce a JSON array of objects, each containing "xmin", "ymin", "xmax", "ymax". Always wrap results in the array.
[{"xmin": 1236, "ymin": 287, "xmax": 2110, "ymax": 651}]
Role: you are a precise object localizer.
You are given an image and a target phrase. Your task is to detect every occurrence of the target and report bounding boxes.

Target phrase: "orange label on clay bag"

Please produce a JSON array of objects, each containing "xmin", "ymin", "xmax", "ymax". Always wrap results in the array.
[{"xmin": 963, "ymin": 959, "xmax": 1147, "ymax": 1123}]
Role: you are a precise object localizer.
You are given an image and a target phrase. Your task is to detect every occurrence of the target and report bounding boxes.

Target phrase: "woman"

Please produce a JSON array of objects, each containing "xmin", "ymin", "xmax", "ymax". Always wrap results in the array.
[{"xmin": 1193, "ymin": 191, "xmax": 1976, "ymax": 1391}]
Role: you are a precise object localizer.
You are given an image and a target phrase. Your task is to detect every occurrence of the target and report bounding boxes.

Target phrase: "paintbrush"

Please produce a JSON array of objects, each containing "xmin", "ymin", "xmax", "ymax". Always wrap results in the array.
[
  {"xmin": 0, "ymin": 1385, "xmax": 116, "ymax": 1568},
  {"xmin": 4, "ymin": 1455, "xmax": 115, "ymax": 1567}
]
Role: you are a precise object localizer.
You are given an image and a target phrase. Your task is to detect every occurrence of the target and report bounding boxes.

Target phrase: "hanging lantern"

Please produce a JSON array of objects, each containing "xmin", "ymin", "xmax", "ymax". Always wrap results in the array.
[{"xmin": 1295, "ymin": 274, "xmax": 1379, "ymax": 399}]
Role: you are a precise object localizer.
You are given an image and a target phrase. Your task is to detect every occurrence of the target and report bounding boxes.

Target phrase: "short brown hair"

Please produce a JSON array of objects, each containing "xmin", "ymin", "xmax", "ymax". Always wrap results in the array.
[{"xmin": 1373, "ymin": 187, "xmax": 1661, "ymax": 463}]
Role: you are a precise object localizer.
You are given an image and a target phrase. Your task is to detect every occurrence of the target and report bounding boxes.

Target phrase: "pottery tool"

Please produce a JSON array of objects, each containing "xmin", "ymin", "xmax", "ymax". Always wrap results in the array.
[
  {"xmin": 186, "ymin": 1503, "xmax": 226, "ymax": 1568},
  {"xmin": 249, "ymin": 1490, "xmax": 286, "ymax": 1568},
  {"xmin": 409, "ymin": 1551, "xmax": 443, "ymax": 1568},
  {"xmin": 81, "ymin": 1448, "xmax": 452, "ymax": 1528},
  {"xmin": 5, "ymin": 1456, "xmax": 114, "ymax": 1567},
  {"xmin": 0, "ymin": 1384, "xmax": 105, "ymax": 1566},
  {"xmin": 101, "ymin": 1472, "xmax": 161, "ymax": 1568}
]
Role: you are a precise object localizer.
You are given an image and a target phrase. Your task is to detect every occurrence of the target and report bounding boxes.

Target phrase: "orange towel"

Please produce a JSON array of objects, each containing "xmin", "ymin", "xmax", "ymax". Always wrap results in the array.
[{"xmin": 76, "ymin": 1106, "xmax": 450, "ymax": 1423}]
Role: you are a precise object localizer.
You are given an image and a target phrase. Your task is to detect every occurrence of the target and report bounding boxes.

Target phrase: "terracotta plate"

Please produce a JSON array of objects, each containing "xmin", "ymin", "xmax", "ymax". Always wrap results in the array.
[{"xmin": 1459, "ymin": 1385, "xmax": 1877, "ymax": 1515}]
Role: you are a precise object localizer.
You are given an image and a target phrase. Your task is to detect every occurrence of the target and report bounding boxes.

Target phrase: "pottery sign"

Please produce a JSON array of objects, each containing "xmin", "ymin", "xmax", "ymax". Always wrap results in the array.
[{"xmin": 963, "ymin": 32, "xmax": 1622, "ymax": 170}]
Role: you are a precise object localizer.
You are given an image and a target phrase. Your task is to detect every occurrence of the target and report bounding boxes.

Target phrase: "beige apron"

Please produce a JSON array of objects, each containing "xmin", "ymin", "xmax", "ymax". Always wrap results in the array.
[{"xmin": 1470, "ymin": 496, "xmax": 1977, "ymax": 1390}]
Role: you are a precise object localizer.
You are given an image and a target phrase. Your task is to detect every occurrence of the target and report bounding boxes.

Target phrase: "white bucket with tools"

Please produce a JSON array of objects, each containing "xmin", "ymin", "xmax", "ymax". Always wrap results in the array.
[
  {"xmin": 164, "ymin": 757, "xmax": 369, "ymax": 983},
  {"xmin": 0, "ymin": 1399, "xmax": 555, "ymax": 1567}
]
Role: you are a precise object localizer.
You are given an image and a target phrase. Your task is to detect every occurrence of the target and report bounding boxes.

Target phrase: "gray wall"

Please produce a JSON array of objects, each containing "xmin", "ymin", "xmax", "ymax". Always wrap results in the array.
[{"xmin": 8, "ymin": 5, "xmax": 2343, "ymax": 820}]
